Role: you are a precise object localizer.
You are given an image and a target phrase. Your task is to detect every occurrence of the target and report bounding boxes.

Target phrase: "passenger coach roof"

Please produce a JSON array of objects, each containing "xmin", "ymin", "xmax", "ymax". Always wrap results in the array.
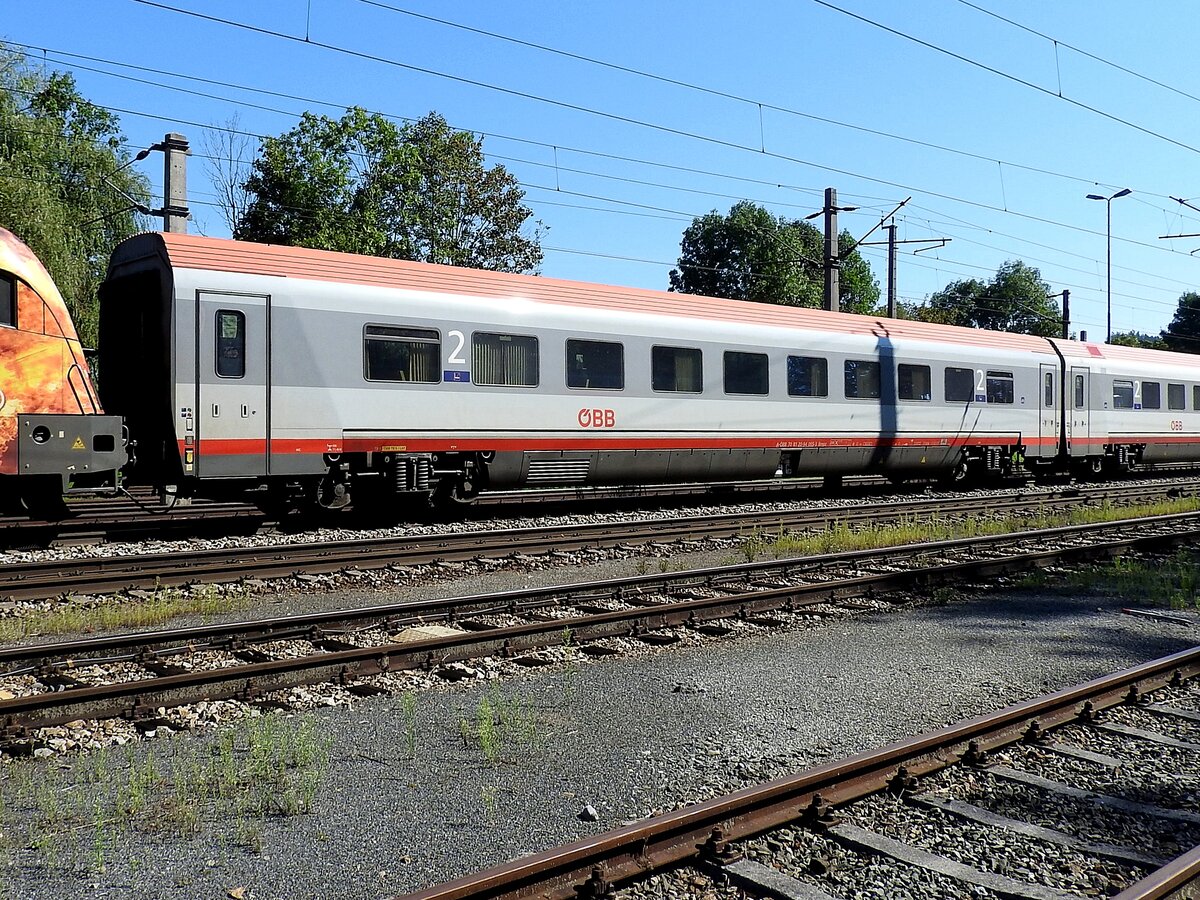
[
  {"xmin": 1052, "ymin": 337, "xmax": 1200, "ymax": 371},
  {"xmin": 124, "ymin": 232, "xmax": 1060, "ymax": 353}
]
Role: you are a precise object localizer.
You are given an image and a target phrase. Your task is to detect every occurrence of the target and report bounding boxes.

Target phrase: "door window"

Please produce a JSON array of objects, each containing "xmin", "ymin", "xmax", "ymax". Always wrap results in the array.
[{"xmin": 215, "ymin": 310, "xmax": 246, "ymax": 378}]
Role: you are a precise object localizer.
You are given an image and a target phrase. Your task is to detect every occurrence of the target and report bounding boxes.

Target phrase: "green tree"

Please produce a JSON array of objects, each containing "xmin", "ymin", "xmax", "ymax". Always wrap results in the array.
[
  {"xmin": 1161, "ymin": 292, "xmax": 1200, "ymax": 354},
  {"xmin": 236, "ymin": 109, "xmax": 543, "ymax": 273},
  {"xmin": 668, "ymin": 201, "xmax": 880, "ymax": 314},
  {"xmin": 1110, "ymin": 331, "xmax": 1166, "ymax": 350},
  {"xmin": 0, "ymin": 47, "xmax": 150, "ymax": 347},
  {"xmin": 915, "ymin": 260, "xmax": 1061, "ymax": 336}
]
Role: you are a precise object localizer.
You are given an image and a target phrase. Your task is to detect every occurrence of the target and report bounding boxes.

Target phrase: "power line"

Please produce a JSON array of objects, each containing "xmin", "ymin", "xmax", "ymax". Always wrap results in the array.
[
  {"xmin": 346, "ymin": 0, "xmax": 1113, "ymax": 191},
  {"xmin": 123, "ymin": 3, "xmax": 1200, "ymax": 237},
  {"xmin": 15, "ymin": 37, "xmax": 1200, "ymax": 277},
  {"xmin": 8, "ymin": 34, "xmax": 1192, "ymax": 321},
  {"xmin": 807, "ymin": 0, "xmax": 1200, "ymax": 157},
  {"xmin": 951, "ymin": 0, "xmax": 1200, "ymax": 108}
]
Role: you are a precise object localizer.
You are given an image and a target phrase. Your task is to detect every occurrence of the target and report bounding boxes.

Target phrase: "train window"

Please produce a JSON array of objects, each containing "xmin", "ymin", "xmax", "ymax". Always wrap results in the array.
[
  {"xmin": 1169, "ymin": 383, "xmax": 1186, "ymax": 410},
  {"xmin": 1043, "ymin": 372, "xmax": 1054, "ymax": 408},
  {"xmin": 844, "ymin": 359, "xmax": 881, "ymax": 399},
  {"xmin": 566, "ymin": 339, "xmax": 624, "ymax": 390},
  {"xmin": 1142, "ymin": 381, "xmax": 1161, "ymax": 409},
  {"xmin": 215, "ymin": 310, "xmax": 245, "ymax": 378},
  {"xmin": 1194, "ymin": 385, "xmax": 1200, "ymax": 411},
  {"xmin": 1113, "ymin": 380, "xmax": 1135, "ymax": 409},
  {"xmin": 985, "ymin": 371, "xmax": 1014, "ymax": 404},
  {"xmin": 652, "ymin": 346, "xmax": 702, "ymax": 393},
  {"xmin": 473, "ymin": 332, "xmax": 539, "ymax": 387},
  {"xmin": 364, "ymin": 325, "xmax": 441, "ymax": 383},
  {"xmin": 898, "ymin": 364, "xmax": 931, "ymax": 401},
  {"xmin": 945, "ymin": 367, "xmax": 974, "ymax": 402},
  {"xmin": 1074, "ymin": 375, "xmax": 1085, "ymax": 409},
  {"xmin": 0, "ymin": 274, "xmax": 13, "ymax": 327},
  {"xmin": 787, "ymin": 356, "xmax": 828, "ymax": 397},
  {"xmin": 724, "ymin": 351, "xmax": 768, "ymax": 395}
]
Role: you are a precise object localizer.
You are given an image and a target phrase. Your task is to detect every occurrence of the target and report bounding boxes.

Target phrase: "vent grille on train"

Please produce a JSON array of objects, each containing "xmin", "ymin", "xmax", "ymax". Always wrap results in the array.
[{"xmin": 526, "ymin": 459, "xmax": 591, "ymax": 484}]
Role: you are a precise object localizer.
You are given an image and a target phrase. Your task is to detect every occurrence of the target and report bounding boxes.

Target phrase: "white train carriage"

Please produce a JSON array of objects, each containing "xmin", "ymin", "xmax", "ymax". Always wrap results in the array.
[
  {"xmin": 1052, "ymin": 339, "xmax": 1200, "ymax": 473},
  {"xmin": 99, "ymin": 233, "xmax": 1059, "ymax": 509}
]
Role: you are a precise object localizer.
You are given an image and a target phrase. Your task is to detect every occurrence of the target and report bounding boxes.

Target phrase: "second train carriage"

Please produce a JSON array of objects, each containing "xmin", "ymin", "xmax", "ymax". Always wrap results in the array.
[{"xmin": 96, "ymin": 231, "xmax": 1200, "ymax": 511}]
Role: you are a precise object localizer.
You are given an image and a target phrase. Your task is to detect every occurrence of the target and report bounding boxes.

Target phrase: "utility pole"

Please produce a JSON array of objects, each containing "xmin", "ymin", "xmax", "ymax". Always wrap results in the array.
[
  {"xmin": 155, "ymin": 132, "xmax": 190, "ymax": 234},
  {"xmin": 823, "ymin": 187, "xmax": 840, "ymax": 313},
  {"xmin": 885, "ymin": 223, "xmax": 897, "ymax": 318},
  {"xmin": 855, "ymin": 204, "xmax": 947, "ymax": 318},
  {"xmin": 1061, "ymin": 289, "xmax": 1070, "ymax": 340}
]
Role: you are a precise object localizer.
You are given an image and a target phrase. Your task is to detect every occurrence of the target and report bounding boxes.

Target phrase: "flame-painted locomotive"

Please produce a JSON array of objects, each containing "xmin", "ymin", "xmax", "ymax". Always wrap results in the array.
[{"xmin": 0, "ymin": 227, "xmax": 123, "ymax": 516}]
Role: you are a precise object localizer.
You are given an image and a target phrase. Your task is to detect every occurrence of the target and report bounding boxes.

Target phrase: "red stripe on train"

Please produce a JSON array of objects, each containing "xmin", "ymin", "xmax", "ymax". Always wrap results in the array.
[{"xmin": 179, "ymin": 433, "xmax": 1052, "ymax": 456}]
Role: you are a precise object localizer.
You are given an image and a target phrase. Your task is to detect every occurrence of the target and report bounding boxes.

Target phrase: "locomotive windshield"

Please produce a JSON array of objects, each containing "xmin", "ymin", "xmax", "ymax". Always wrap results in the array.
[{"xmin": 0, "ymin": 274, "xmax": 13, "ymax": 328}]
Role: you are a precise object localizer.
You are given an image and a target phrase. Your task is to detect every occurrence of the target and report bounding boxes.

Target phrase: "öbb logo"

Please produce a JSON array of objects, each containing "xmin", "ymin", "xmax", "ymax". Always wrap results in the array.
[{"xmin": 577, "ymin": 408, "xmax": 615, "ymax": 428}]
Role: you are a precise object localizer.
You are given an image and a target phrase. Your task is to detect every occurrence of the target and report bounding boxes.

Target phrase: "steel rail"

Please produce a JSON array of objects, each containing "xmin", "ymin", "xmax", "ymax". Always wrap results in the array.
[
  {"xmin": 396, "ymin": 645, "xmax": 1200, "ymax": 900},
  {"xmin": 2, "ymin": 512, "xmax": 1199, "ymax": 734},
  {"xmin": 4, "ymin": 505, "xmax": 1200, "ymax": 670},
  {"xmin": 0, "ymin": 480, "xmax": 1191, "ymax": 601},
  {"xmin": 1112, "ymin": 843, "xmax": 1200, "ymax": 900}
]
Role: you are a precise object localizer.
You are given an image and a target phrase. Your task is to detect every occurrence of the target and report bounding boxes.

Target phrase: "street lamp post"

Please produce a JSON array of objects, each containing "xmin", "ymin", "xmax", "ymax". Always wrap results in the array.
[{"xmin": 1085, "ymin": 188, "xmax": 1131, "ymax": 342}]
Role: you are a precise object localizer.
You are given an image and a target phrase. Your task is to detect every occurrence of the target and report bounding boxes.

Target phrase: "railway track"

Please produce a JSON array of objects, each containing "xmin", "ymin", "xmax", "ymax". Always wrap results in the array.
[
  {"xmin": 2, "ymin": 509, "xmax": 1199, "ymax": 749},
  {"xmin": 399, "ymin": 645, "xmax": 1200, "ymax": 900},
  {"xmin": 1, "ymin": 478, "xmax": 1196, "ymax": 602},
  {"xmin": 1, "ymin": 470, "xmax": 1194, "ymax": 551},
  {"xmin": 0, "ymin": 476, "xmax": 894, "ymax": 549}
]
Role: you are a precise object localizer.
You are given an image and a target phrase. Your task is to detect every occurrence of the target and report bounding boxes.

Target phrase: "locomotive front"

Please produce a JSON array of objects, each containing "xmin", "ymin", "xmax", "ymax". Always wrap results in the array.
[{"xmin": 0, "ymin": 227, "xmax": 125, "ymax": 515}]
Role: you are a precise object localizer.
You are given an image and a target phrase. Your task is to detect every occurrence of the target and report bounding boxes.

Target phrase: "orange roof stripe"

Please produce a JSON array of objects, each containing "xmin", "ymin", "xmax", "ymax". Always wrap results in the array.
[{"xmin": 143, "ymin": 232, "xmax": 1057, "ymax": 351}]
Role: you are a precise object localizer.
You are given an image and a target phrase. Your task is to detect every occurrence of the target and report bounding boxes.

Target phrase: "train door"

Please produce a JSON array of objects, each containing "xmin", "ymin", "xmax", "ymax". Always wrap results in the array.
[
  {"xmin": 1068, "ymin": 366, "xmax": 1090, "ymax": 457},
  {"xmin": 196, "ymin": 292, "xmax": 269, "ymax": 477},
  {"xmin": 1038, "ymin": 363, "xmax": 1056, "ymax": 457}
]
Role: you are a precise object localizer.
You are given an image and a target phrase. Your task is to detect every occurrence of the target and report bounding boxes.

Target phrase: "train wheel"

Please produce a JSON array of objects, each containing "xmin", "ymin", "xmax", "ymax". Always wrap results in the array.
[
  {"xmin": 14, "ymin": 477, "xmax": 69, "ymax": 520},
  {"xmin": 936, "ymin": 459, "xmax": 971, "ymax": 489},
  {"xmin": 430, "ymin": 480, "xmax": 478, "ymax": 516}
]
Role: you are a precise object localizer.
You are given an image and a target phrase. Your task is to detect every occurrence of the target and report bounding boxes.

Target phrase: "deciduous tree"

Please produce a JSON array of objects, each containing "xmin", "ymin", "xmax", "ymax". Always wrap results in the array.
[
  {"xmin": 0, "ymin": 46, "xmax": 150, "ymax": 347},
  {"xmin": 914, "ymin": 260, "xmax": 1061, "ymax": 337},
  {"xmin": 1109, "ymin": 331, "xmax": 1166, "ymax": 350},
  {"xmin": 668, "ymin": 201, "xmax": 879, "ymax": 314},
  {"xmin": 1161, "ymin": 292, "xmax": 1200, "ymax": 354},
  {"xmin": 236, "ymin": 109, "xmax": 543, "ymax": 273}
]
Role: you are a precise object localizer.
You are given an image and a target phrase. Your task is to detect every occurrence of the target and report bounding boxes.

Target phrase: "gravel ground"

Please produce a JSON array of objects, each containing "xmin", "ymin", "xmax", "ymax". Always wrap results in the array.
[{"xmin": 0, "ymin": 558, "xmax": 1196, "ymax": 900}]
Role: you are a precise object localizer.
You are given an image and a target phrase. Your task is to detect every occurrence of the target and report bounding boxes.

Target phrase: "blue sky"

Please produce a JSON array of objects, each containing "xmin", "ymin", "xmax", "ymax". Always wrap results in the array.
[{"xmin": 7, "ymin": 1, "xmax": 1200, "ymax": 339}]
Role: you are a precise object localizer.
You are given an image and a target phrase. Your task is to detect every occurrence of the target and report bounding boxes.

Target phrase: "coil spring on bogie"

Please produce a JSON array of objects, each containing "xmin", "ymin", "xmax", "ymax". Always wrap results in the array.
[{"xmin": 391, "ymin": 457, "xmax": 433, "ymax": 493}]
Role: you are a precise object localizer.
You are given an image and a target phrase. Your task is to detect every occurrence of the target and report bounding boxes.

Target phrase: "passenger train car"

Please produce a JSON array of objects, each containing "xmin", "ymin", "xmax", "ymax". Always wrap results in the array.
[
  {"xmin": 95, "ymin": 232, "xmax": 1200, "ymax": 513},
  {"xmin": 0, "ymin": 227, "xmax": 123, "ymax": 515}
]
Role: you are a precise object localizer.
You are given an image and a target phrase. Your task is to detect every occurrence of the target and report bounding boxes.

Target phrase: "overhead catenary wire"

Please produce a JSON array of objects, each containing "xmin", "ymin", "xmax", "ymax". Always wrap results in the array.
[
  {"xmin": 806, "ymin": 0, "xmax": 1200, "ymax": 158},
  {"xmin": 11, "ymin": 38, "xmax": 1200, "ymax": 281},
  {"xmin": 8, "ymin": 18, "xmax": 1195, "ymax": 332}
]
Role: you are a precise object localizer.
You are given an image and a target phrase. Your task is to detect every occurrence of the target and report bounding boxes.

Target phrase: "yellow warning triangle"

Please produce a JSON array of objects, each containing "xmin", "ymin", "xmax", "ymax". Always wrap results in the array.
[{"xmin": 71, "ymin": 436, "xmax": 85, "ymax": 450}]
